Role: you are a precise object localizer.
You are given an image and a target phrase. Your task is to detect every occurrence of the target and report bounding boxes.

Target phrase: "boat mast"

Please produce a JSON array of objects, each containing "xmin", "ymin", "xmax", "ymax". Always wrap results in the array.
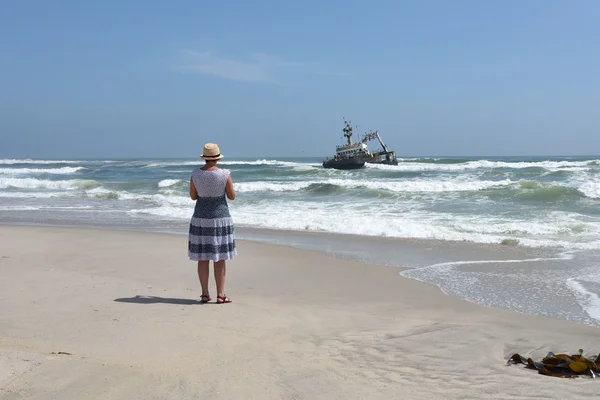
[{"xmin": 343, "ymin": 119, "xmax": 353, "ymax": 146}]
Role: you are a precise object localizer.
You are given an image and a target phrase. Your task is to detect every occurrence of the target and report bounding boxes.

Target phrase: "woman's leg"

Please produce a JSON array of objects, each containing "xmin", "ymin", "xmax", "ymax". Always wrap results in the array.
[
  {"xmin": 214, "ymin": 260, "xmax": 231, "ymax": 302},
  {"xmin": 197, "ymin": 260, "xmax": 210, "ymax": 296}
]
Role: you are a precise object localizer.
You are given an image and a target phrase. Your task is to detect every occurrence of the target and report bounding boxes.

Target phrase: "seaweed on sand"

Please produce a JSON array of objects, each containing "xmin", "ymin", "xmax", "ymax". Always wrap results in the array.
[{"xmin": 507, "ymin": 349, "xmax": 600, "ymax": 378}]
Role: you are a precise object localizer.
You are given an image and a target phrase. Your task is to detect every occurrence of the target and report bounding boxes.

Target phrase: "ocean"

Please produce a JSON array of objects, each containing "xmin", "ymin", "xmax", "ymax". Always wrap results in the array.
[{"xmin": 1, "ymin": 156, "xmax": 600, "ymax": 326}]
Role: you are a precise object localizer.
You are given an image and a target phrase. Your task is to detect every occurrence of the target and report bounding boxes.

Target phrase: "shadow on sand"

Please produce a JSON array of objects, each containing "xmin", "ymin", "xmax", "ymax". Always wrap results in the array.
[{"xmin": 114, "ymin": 295, "xmax": 200, "ymax": 305}]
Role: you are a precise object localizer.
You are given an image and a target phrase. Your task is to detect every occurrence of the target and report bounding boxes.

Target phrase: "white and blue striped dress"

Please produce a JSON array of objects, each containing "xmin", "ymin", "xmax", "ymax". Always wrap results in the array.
[{"xmin": 188, "ymin": 168, "xmax": 237, "ymax": 261}]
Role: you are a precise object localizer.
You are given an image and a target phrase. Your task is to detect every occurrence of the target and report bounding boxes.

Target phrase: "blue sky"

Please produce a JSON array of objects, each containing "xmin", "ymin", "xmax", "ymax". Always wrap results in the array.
[{"xmin": 1, "ymin": 0, "xmax": 599, "ymax": 158}]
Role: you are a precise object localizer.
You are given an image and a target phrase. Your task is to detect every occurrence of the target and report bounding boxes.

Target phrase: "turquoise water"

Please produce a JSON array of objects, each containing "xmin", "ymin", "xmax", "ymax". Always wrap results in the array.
[{"xmin": 2, "ymin": 155, "xmax": 600, "ymax": 325}]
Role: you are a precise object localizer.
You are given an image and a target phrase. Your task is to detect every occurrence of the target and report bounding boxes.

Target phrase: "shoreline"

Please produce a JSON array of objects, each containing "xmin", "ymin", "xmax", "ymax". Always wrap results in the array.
[
  {"xmin": 1, "ymin": 220, "xmax": 593, "ymax": 325},
  {"xmin": 0, "ymin": 219, "xmax": 544, "ymax": 266},
  {"xmin": 0, "ymin": 223, "xmax": 593, "ymax": 324}
]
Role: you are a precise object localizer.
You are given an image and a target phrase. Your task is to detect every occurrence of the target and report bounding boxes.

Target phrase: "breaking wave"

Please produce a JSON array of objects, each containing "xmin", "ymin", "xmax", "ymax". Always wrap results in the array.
[
  {"xmin": 0, "ymin": 159, "xmax": 107, "ymax": 165},
  {"xmin": 367, "ymin": 159, "xmax": 599, "ymax": 172},
  {"xmin": 0, "ymin": 177, "xmax": 101, "ymax": 190},
  {"xmin": 0, "ymin": 167, "xmax": 86, "ymax": 175}
]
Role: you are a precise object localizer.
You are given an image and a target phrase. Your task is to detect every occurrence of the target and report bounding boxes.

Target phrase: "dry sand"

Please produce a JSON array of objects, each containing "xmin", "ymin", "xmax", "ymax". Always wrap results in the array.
[{"xmin": 0, "ymin": 225, "xmax": 599, "ymax": 399}]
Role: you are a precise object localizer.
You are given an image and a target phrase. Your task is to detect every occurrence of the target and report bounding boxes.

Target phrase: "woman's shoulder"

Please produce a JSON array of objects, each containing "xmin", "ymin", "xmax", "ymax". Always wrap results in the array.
[
  {"xmin": 192, "ymin": 167, "xmax": 229, "ymax": 176},
  {"xmin": 214, "ymin": 168, "xmax": 230, "ymax": 177}
]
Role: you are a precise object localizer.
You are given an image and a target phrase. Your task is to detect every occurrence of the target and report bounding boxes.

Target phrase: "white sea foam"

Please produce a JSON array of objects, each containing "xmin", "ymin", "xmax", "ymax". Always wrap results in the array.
[
  {"xmin": 367, "ymin": 159, "xmax": 600, "ymax": 172},
  {"xmin": 149, "ymin": 193, "xmax": 191, "ymax": 206},
  {"xmin": 84, "ymin": 187, "xmax": 120, "ymax": 199},
  {"xmin": 0, "ymin": 167, "xmax": 86, "ymax": 175},
  {"xmin": 157, "ymin": 179, "xmax": 183, "ymax": 188},
  {"xmin": 403, "ymin": 254, "xmax": 572, "ymax": 286},
  {"xmin": 17, "ymin": 183, "xmax": 592, "ymax": 250},
  {"xmin": 566, "ymin": 278, "xmax": 600, "ymax": 322},
  {"xmin": 221, "ymin": 203, "xmax": 600, "ymax": 250},
  {"xmin": 0, "ymin": 159, "xmax": 114, "ymax": 165},
  {"xmin": 397, "ymin": 252, "xmax": 581, "ymax": 324},
  {"xmin": 0, "ymin": 159, "xmax": 84, "ymax": 165},
  {"xmin": 130, "ymin": 204, "xmax": 192, "ymax": 219},
  {"xmin": 235, "ymin": 181, "xmax": 313, "ymax": 193},
  {"xmin": 128, "ymin": 192, "xmax": 193, "ymax": 218},
  {"xmin": 233, "ymin": 177, "xmax": 600, "ymax": 199},
  {"xmin": 450, "ymin": 210, "xmax": 600, "ymax": 237},
  {"xmin": 3, "ymin": 178, "xmax": 596, "ymax": 251},
  {"xmin": 234, "ymin": 178, "xmax": 515, "ymax": 194},
  {"xmin": 574, "ymin": 180, "xmax": 600, "ymax": 199},
  {"xmin": 0, "ymin": 192, "xmax": 72, "ymax": 199},
  {"xmin": 0, "ymin": 177, "xmax": 100, "ymax": 190},
  {"xmin": 0, "ymin": 205, "xmax": 41, "ymax": 211},
  {"xmin": 0, "ymin": 205, "xmax": 94, "ymax": 211},
  {"xmin": 85, "ymin": 187, "xmax": 192, "ymax": 206},
  {"xmin": 559, "ymin": 172, "xmax": 600, "ymax": 199}
]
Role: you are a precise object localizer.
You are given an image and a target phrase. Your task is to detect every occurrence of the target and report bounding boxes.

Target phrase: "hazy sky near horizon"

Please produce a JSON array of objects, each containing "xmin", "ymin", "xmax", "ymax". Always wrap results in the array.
[{"xmin": 1, "ymin": 0, "xmax": 599, "ymax": 159}]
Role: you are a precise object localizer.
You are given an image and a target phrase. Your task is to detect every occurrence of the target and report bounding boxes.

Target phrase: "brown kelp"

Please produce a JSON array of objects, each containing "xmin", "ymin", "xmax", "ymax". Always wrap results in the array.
[{"xmin": 507, "ymin": 349, "xmax": 600, "ymax": 378}]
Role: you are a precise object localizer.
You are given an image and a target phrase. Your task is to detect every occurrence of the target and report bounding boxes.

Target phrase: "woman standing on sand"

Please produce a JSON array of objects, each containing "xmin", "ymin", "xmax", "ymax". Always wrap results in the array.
[{"xmin": 188, "ymin": 143, "xmax": 237, "ymax": 304}]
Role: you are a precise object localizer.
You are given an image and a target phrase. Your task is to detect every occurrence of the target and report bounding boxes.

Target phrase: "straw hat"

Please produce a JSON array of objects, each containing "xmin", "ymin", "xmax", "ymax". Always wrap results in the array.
[{"xmin": 200, "ymin": 143, "xmax": 224, "ymax": 160}]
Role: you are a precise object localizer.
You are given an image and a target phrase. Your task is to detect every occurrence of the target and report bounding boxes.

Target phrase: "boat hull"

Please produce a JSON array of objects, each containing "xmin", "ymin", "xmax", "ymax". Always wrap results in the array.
[
  {"xmin": 363, "ymin": 152, "xmax": 398, "ymax": 166},
  {"xmin": 368, "ymin": 158, "xmax": 398, "ymax": 166},
  {"xmin": 322, "ymin": 158, "xmax": 365, "ymax": 170}
]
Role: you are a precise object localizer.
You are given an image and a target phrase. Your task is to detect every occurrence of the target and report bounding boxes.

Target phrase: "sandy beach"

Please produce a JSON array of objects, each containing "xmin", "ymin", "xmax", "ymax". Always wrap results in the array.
[{"xmin": 1, "ymin": 225, "xmax": 599, "ymax": 399}]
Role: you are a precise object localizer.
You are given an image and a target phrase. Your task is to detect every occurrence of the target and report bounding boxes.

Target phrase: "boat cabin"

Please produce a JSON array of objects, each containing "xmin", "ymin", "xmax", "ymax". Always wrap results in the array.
[{"xmin": 335, "ymin": 143, "xmax": 369, "ymax": 159}]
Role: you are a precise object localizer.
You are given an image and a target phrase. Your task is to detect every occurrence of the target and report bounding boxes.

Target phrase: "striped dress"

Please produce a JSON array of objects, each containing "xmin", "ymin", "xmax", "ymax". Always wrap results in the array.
[{"xmin": 188, "ymin": 168, "xmax": 237, "ymax": 261}]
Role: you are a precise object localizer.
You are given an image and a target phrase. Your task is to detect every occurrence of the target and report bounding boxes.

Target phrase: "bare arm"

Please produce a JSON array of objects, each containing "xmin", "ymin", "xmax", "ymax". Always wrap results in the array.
[
  {"xmin": 225, "ymin": 175, "xmax": 235, "ymax": 200},
  {"xmin": 189, "ymin": 177, "xmax": 198, "ymax": 200}
]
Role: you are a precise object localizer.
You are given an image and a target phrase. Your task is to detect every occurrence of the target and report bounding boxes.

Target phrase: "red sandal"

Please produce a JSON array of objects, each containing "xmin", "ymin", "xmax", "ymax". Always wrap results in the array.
[
  {"xmin": 200, "ymin": 295, "xmax": 211, "ymax": 303},
  {"xmin": 217, "ymin": 295, "xmax": 232, "ymax": 304}
]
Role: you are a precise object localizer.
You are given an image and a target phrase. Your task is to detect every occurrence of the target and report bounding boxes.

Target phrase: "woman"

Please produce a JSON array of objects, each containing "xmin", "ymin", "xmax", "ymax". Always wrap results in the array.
[{"xmin": 188, "ymin": 143, "xmax": 237, "ymax": 304}]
